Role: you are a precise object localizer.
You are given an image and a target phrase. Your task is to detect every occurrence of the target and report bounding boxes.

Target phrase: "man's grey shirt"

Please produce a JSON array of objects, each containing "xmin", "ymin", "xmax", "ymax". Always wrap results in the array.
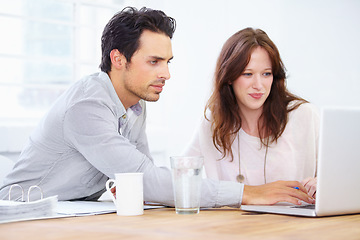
[{"xmin": 0, "ymin": 72, "xmax": 242, "ymax": 207}]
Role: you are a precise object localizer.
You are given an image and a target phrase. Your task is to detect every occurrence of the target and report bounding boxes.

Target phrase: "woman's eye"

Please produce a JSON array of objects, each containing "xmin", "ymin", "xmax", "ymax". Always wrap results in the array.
[
  {"xmin": 264, "ymin": 72, "xmax": 272, "ymax": 76},
  {"xmin": 243, "ymin": 73, "xmax": 252, "ymax": 76}
]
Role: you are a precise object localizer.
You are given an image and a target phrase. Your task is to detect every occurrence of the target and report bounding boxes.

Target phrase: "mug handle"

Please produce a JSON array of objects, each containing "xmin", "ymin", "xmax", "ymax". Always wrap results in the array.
[{"xmin": 105, "ymin": 179, "xmax": 116, "ymax": 205}]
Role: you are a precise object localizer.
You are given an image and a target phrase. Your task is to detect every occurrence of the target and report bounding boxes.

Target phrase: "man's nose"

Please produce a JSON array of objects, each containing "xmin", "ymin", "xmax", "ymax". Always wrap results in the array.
[{"xmin": 158, "ymin": 65, "xmax": 171, "ymax": 80}]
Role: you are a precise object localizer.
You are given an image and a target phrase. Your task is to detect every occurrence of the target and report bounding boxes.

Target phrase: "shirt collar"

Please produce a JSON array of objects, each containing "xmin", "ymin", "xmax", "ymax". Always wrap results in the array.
[
  {"xmin": 99, "ymin": 71, "xmax": 142, "ymax": 117},
  {"xmin": 129, "ymin": 102, "xmax": 142, "ymax": 116}
]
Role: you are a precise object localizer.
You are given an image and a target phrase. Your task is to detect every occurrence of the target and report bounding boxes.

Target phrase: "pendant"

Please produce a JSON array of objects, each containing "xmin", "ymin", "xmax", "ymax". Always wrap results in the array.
[{"xmin": 236, "ymin": 174, "xmax": 245, "ymax": 183}]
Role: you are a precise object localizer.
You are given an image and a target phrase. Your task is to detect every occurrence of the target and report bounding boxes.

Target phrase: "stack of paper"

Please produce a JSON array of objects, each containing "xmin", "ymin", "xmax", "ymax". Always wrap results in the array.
[{"xmin": 0, "ymin": 196, "xmax": 58, "ymax": 223}]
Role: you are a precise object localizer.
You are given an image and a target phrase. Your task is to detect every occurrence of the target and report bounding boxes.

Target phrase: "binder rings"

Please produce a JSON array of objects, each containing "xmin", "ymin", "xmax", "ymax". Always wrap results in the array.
[{"xmin": 0, "ymin": 184, "xmax": 58, "ymax": 223}]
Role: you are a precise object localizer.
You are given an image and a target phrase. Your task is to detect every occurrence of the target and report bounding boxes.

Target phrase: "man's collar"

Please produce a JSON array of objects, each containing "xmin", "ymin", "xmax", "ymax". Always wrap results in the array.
[
  {"xmin": 129, "ymin": 102, "xmax": 142, "ymax": 116},
  {"xmin": 99, "ymin": 71, "xmax": 142, "ymax": 117}
]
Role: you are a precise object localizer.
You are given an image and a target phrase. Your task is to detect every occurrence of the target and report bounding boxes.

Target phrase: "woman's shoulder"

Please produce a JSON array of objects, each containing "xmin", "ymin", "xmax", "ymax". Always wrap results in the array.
[
  {"xmin": 288, "ymin": 101, "xmax": 320, "ymax": 125},
  {"xmin": 289, "ymin": 101, "xmax": 319, "ymax": 117}
]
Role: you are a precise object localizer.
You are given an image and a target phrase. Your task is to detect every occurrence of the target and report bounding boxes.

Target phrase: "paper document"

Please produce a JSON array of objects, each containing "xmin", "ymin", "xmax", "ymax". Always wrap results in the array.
[
  {"xmin": 57, "ymin": 201, "xmax": 117, "ymax": 216},
  {"xmin": 56, "ymin": 200, "xmax": 165, "ymax": 216},
  {"xmin": 0, "ymin": 200, "xmax": 165, "ymax": 224}
]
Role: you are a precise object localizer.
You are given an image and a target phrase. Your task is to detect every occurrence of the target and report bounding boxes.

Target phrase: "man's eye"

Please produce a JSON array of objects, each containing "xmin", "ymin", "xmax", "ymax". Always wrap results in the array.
[{"xmin": 150, "ymin": 60, "xmax": 158, "ymax": 65}]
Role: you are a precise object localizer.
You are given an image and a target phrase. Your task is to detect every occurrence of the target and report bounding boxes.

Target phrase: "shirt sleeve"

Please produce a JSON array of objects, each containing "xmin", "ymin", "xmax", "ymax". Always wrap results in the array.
[{"xmin": 63, "ymin": 100, "xmax": 242, "ymax": 207}]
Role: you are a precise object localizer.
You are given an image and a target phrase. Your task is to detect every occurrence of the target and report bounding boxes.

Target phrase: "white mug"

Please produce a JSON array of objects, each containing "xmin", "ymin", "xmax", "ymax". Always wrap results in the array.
[{"xmin": 105, "ymin": 173, "xmax": 144, "ymax": 216}]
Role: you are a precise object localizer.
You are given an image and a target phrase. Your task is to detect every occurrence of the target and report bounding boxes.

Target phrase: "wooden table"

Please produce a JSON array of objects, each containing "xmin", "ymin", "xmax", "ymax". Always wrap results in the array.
[{"xmin": 0, "ymin": 207, "xmax": 359, "ymax": 239}]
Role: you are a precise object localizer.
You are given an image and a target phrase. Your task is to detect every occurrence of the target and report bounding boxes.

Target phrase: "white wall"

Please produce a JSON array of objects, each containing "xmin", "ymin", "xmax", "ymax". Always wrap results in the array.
[{"xmin": 136, "ymin": 0, "xmax": 360, "ymax": 166}]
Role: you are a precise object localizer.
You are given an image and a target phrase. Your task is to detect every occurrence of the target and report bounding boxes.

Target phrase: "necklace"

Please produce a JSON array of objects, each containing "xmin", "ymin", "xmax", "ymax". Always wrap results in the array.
[{"xmin": 236, "ymin": 132, "xmax": 269, "ymax": 184}]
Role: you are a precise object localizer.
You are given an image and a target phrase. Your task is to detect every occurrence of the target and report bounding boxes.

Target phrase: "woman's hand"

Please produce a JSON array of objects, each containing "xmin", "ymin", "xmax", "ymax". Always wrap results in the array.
[
  {"xmin": 301, "ymin": 177, "xmax": 317, "ymax": 198},
  {"xmin": 242, "ymin": 180, "xmax": 315, "ymax": 205}
]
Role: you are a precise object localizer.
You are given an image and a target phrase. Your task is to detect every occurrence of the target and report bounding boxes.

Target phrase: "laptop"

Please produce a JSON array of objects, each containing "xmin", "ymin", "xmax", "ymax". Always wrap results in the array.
[{"xmin": 240, "ymin": 106, "xmax": 360, "ymax": 217}]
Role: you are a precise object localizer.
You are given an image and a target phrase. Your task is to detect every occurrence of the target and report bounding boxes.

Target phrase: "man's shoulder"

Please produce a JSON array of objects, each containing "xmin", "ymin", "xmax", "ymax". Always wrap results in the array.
[
  {"xmin": 80, "ymin": 72, "xmax": 109, "ymax": 94},
  {"xmin": 61, "ymin": 72, "xmax": 120, "ymax": 114},
  {"xmin": 66, "ymin": 72, "xmax": 114, "ymax": 104}
]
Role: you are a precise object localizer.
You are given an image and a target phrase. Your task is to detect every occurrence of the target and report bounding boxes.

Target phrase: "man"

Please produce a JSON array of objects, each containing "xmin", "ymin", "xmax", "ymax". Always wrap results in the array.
[{"xmin": 0, "ymin": 7, "xmax": 242, "ymax": 207}]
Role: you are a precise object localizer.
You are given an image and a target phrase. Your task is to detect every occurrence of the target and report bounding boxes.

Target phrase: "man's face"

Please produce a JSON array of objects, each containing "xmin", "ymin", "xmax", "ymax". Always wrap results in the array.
[{"xmin": 121, "ymin": 30, "xmax": 173, "ymax": 104}]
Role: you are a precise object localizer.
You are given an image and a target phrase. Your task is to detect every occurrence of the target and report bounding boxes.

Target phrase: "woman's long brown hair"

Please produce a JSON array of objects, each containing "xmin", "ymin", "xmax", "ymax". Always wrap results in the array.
[{"xmin": 206, "ymin": 28, "xmax": 307, "ymax": 160}]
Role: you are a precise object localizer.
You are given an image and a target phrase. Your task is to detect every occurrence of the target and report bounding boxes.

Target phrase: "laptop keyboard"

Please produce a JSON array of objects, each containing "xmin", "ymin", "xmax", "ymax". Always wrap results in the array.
[{"xmin": 291, "ymin": 204, "xmax": 315, "ymax": 209}]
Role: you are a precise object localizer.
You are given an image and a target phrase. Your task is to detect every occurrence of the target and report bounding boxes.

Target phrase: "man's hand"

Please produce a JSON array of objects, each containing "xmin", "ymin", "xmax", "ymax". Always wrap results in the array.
[
  {"xmin": 301, "ymin": 177, "xmax": 317, "ymax": 198},
  {"xmin": 242, "ymin": 180, "xmax": 315, "ymax": 205}
]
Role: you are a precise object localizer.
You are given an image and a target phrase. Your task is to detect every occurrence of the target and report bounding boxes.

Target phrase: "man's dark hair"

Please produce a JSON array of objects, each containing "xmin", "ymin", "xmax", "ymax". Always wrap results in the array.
[{"xmin": 99, "ymin": 6, "xmax": 176, "ymax": 72}]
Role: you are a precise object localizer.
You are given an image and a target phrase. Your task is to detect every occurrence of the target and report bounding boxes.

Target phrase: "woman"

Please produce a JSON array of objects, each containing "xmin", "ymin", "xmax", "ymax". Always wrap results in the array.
[{"xmin": 184, "ymin": 28, "xmax": 318, "ymax": 205}]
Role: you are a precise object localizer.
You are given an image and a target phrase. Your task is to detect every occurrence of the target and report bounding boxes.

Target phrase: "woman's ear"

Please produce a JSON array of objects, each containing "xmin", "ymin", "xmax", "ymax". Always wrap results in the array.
[{"xmin": 110, "ymin": 49, "xmax": 126, "ymax": 70}]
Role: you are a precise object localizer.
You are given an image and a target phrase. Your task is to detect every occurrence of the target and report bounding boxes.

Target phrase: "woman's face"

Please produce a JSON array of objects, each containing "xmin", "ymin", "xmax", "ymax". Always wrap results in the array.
[{"xmin": 232, "ymin": 46, "xmax": 273, "ymax": 115}]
